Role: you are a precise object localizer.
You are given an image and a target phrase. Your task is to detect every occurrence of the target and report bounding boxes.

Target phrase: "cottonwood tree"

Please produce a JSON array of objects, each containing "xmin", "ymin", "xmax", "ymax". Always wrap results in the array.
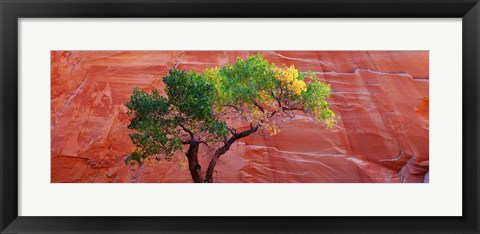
[{"xmin": 125, "ymin": 54, "xmax": 335, "ymax": 183}]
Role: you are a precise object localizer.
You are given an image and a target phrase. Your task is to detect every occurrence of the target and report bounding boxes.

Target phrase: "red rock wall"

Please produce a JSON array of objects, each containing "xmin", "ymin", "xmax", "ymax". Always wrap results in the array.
[{"xmin": 51, "ymin": 51, "xmax": 429, "ymax": 183}]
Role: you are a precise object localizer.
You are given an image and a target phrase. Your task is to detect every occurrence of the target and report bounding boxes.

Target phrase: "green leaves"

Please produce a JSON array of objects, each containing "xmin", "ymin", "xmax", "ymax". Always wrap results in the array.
[
  {"xmin": 125, "ymin": 87, "xmax": 181, "ymax": 164},
  {"xmin": 163, "ymin": 69, "xmax": 228, "ymax": 138},
  {"xmin": 126, "ymin": 88, "xmax": 169, "ymax": 118},
  {"xmin": 216, "ymin": 54, "xmax": 277, "ymax": 106},
  {"xmin": 164, "ymin": 69, "xmax": 215, "ymax": 121},
  {"xmin": 125, "ymin": 53, "xmax": 336, "ymax": 166},
  {"xmin": 301, "ymin": 81, "xmax": 335, "ymax": 127}
]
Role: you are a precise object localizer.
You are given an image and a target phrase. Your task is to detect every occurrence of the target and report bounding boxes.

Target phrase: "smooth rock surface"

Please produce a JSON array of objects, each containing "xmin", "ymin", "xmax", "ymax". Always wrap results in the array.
[{"xmin": 51, "ymin": 51, "xmax": 429, "ymax": 183}]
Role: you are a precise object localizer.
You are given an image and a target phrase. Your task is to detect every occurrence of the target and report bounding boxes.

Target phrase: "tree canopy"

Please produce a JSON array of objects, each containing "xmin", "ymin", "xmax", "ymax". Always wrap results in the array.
[{"xmin": 125, "ymin": 54, "xmax": 335, "ymax": 182}]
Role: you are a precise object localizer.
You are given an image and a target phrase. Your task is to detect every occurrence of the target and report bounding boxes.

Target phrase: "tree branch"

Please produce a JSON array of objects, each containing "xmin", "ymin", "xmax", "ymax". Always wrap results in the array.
[
  {"xmin": 226, "ymin": 126, "xmax": 236, "ymax": 135},
  {"xmin": 226, "ymin": 104, "xmax": 242, "ymax": 113},
  {"xmin": 268, "ymin": 110, "xmax": 278, "ymax": 118},
  {"xmin": 204, "ymin": 124, "xmax": 259, "ymax": 182},
  {"xmin": 199, "ymin": 141, "xmax": 211, "ymax": 148},
  {"xmin": 252, "ymin": 99, "xmax": 265, "ymax": 113},
  {"xmin": 179, "ymin": 123, "xmax": 194, "ymax": 141},
  {"xmin": 231, "ymin": 124, "xmax": 259, "ymax": 142},
  {"xmin": 271, "ymin": 91, "xmax": 282, "ymax": 107}
]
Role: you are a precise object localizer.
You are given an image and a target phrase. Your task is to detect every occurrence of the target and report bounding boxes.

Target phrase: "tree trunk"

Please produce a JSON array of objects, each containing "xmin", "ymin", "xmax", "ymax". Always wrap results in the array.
[
  {"xmin": 204, "ymin": 143, "xmax": 232, "ymax": 183},
  {"xmin": 204, "ymin": 125, "xmax": 259, "ymax": 183},
  {"xmin": 186, "ymin": 142, "xmax": 202, "ymax": 183}
]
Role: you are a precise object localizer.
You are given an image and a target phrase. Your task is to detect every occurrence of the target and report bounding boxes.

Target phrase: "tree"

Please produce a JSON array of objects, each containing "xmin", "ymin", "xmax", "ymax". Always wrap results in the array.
[{"xmin": 125, "ymin": 54, "xmax": 335, "ymax": 183}]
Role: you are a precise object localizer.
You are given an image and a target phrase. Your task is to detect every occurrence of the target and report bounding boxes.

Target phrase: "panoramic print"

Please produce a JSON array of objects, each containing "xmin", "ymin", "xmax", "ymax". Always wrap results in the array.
[{"xmin": 51, "ymin": 51, "xmax": 429, "ymax": 183}]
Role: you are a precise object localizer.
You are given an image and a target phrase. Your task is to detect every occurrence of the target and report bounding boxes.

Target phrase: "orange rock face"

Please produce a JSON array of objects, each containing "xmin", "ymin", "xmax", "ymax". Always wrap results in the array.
[{"xmin": 51, "ymin": 51, "xmax": 429, "ymax": 183}]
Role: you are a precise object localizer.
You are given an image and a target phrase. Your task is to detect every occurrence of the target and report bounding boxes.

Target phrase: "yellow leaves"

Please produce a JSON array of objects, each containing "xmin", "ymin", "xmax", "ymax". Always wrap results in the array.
[
  {"xmin": 274, "ymin": 65, "xmax": 306, "ymax": 95},
  {"xmin": 325, "ymin": 111, "xmax": 336, "ymax": 128},
  {"xmin": 259, "ymin": 91, "xmax": 272, "ymax": 102},
  {"xmin": 203, "ymin": 67, "xmax": 221, "ymax": 82},
  {"xmin": 264, "ymin": 121, "xmax": 281, "ymax": 136},
  {"xmin": 274, "ymin": 65, "xmax": 299, "ymax": 84},
  {"xmin": 288, "ymin": 79, "xmax": 307, "ymax": 95},
  {"xmin": 179, "ymin": 157, "xmax": 188, "ymax": 169},
  {"xmin": 131, "ymin": 147, "xmax": 158, "ymax": 167},
  {"xmin": 325, "ymin": 118, "xmax": 335, "ymax": 129},
  {"xmin": 311, "ymin": 106, "xmax": 336, "ymax": 129},
  {"xmin": 131, "ymin": 146, "xmax": 145, "ymax": 157},
  {"xmin": 139, "ymin": 157, "xmax": 158, "ymax": 168},
  {"xmin": 203, "ymin": 67, "xmax": 227, "ymax": 102},
  {"xmin": 248, "ymin": 109, "xmax": 267, "ymax": 126},
  {"xmin": 203, "ymin": 67, "xmax": 222, "ymax": 91}
]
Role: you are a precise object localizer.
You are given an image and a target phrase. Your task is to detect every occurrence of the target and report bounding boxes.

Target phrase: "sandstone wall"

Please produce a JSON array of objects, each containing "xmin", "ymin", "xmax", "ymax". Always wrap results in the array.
[{"xmin": 51, "ymin": 51, "xmax": 429, "ymax": 183}]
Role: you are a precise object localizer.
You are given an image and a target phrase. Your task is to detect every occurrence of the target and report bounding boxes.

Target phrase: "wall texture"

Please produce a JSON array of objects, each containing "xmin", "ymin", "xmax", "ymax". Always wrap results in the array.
[{"xmin": 51, "ymin": 51, "xmax": 429, "ymax": 183}]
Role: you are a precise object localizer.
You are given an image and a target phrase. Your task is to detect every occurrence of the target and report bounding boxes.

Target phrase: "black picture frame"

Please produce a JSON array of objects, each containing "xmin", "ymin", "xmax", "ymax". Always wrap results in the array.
[{"xmin": 1, "ymin": 0, "xmax": 479, "ymax": 233}]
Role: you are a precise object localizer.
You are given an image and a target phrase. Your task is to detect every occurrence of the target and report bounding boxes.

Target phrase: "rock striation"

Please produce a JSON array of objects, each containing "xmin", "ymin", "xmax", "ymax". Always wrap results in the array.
[{"xmin": 51, "ymin": 51, "xmax": 429, "ymax": 183}]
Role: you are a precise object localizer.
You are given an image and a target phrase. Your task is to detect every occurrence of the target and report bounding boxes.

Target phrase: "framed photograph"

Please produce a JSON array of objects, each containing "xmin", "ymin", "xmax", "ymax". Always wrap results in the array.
[{"xmin": 1, "ymin": 0, "xmax": 478, "ymax": 233}]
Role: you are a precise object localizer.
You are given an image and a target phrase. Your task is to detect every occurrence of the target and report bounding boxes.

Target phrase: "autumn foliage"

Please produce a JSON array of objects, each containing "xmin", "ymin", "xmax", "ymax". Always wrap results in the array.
[{"xmin": 125, "ymin": 54, "xmax": 335, "ymax": 182}]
